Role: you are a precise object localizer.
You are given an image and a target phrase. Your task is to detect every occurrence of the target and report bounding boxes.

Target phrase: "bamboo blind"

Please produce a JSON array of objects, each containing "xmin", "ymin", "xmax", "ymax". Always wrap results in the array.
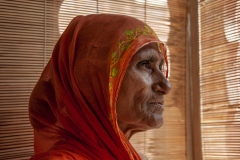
[
  {"xmin": 199, "ymin": 0, "xmax": 240, "ymax": 159},
  {"xmin": 0, "ymin": 0, "xmax": 187, "ymax": 159}
]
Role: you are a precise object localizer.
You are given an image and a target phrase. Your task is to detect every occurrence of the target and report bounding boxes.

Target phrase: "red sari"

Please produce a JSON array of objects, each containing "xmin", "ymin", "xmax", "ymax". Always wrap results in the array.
[{"xmin": 29, "ymin": 14, "xmax": 168, "ymax": 160}]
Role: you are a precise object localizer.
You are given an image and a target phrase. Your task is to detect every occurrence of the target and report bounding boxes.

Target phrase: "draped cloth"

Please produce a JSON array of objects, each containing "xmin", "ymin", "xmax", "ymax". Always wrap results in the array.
[{"xmin": 29, "ymin": 14, "xmax": 168, "ymax": 160}]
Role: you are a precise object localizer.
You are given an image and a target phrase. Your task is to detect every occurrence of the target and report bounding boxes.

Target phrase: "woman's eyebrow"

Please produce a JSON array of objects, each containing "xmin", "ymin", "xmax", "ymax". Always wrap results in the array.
[
  {"xmin": 135, "ymin": 49, "xmax": 160, "ymax": 61},
  {"xmin": 143, "ymin": 50, "xmax": 159, "ymax": 62},
  {"xmin": 148, "ymin": 56, "xmax": 157, "ymax": 62},
  {"xmin": 146, "ymin": 52, "xmax": 160, "ymax": 62}
]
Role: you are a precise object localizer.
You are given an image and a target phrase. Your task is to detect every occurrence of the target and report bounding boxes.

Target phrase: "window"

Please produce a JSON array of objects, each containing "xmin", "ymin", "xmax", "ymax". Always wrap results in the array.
[{"xmin": 199, "ymin": 0, "xmax": 240, "ymax": 159}]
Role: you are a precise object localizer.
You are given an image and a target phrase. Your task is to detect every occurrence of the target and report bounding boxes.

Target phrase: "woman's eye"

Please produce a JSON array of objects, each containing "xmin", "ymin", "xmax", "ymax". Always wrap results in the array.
[
  {"xmin": 159, "ymin": 63, "xmax": 167, "ymax": 75},
  {"xmin": 139, "ymin": 60, "xmax": 151, "ymax": 70},
  {"xmin": 159, "ymin": 61, "xmax": 165, "ymax": 72},
  {"xmin": 159, "ymin": 64, "xmax": 163, "ymax": 71}
]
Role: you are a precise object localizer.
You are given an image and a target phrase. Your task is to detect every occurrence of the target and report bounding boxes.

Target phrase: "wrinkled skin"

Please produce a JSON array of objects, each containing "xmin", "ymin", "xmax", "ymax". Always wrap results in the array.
[{"xmin": 116, "ymin": 43, "xmax": 172, "ymax": 139}]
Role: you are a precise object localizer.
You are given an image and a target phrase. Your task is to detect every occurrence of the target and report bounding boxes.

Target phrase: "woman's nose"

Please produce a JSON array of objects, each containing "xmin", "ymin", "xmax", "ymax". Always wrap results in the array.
[{"xmin": 152, "ymin": 72, "xmax": 172, "ymax": 95}]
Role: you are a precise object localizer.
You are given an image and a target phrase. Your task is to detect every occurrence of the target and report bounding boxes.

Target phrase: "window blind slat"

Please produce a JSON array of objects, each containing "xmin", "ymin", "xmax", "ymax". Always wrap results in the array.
[{"xmin": 199, "ymin": 0, "xmax": 240, "ymax": 159}]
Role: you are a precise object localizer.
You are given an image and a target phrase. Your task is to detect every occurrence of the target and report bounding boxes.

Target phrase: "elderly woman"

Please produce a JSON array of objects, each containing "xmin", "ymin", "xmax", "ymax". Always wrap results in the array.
[{"xmin": 29, "ymin": 14, "xmax": 171, "ymax": 160}]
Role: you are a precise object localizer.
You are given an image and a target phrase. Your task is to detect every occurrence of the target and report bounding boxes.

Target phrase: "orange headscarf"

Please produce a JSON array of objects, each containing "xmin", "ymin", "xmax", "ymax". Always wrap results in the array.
[{"xmin": 29, "ymin": 14, "xmax": 168, "ymax": 160}]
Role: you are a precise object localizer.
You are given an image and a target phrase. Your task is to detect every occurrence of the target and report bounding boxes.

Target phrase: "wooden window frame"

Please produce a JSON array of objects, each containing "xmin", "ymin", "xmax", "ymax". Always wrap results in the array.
[{"xmin": 186, "ymin": 0, "xmax": 203, "ymax": 160}]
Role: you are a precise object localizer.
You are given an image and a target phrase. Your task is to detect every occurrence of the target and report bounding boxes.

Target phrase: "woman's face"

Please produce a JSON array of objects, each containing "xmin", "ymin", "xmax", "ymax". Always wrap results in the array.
[{"xmin": 116, "ymin": 43, "xmax": 171, "ymax": 137}]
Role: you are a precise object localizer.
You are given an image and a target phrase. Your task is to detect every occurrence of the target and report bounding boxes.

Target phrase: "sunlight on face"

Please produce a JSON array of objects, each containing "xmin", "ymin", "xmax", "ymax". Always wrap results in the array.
[{"xmin": 116, "ymin": 43, "xmax": 171, "ymax": 136}]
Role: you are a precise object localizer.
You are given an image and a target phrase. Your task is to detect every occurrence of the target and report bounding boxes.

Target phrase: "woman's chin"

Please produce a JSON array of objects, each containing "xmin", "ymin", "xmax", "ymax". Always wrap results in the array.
[
  {"xmin": 153, "ymin": 118, "xmax": 164, "ymax": 129},
  {"xmin": 154, "ymin": 119, "xmax": 164, "ymax": 128},
  {"xmin": 144, "ymin": 115, "xmax": 164, "ymax": 129}
]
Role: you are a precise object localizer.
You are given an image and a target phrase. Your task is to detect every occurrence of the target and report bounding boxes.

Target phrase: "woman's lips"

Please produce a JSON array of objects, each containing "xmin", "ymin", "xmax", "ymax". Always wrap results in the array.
[{"xmin": 149, "ymin": 102, "xmax": 164, "ymax": 113}]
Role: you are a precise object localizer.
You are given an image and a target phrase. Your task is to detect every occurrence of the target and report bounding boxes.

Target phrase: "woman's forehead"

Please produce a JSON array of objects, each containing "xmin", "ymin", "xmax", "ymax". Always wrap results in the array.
[{"xmin": 131, "ymin": 43, "xmax": 163, "ymax": 61}]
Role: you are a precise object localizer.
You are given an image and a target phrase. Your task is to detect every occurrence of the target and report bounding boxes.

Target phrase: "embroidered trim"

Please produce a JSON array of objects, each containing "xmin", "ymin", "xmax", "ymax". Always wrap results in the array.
[{"xmin": 109, "ymin": 25, "xmax": 157, "ymax": 80}]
